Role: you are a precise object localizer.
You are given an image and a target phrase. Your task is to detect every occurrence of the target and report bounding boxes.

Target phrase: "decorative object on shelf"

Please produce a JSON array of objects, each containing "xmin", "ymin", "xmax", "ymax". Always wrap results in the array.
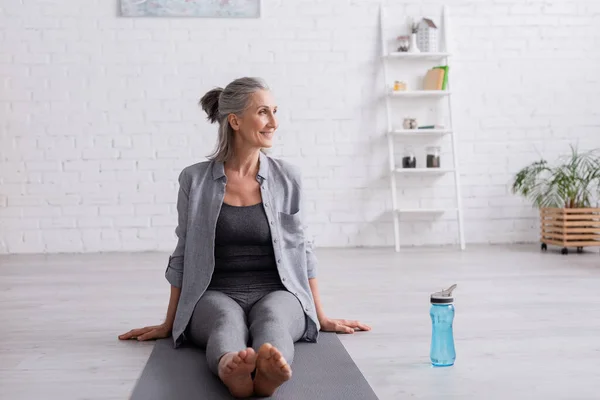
[
  {"xmin": 511, "ymin": 145, "xmax": 600, "ymax": 255},
  {"xmin": 402, "ymin": 147, "xmax": 417, "ymax": 168},
  {"xmin": 393, "ymin": 80, "xmax": 407, "ymax": 91},
  {"xmin": 426, "ymin": 146, "xmax": 441, "ymax": 168},
  {"xmin": 396, "ymin": 35, "xmax": 410, "ymax": 52},
  {"xmin": 416, "ymin": 18, "xmax": 439, "ymax": 52},
  {"xmin": 120, "ymin": 0, "xmax": 261, "ymax": 18},
  {"xmin": 402, "ymin": 118, "xmax": 419, "ymax": 129},
  {"xmin": 403, "ymin": 118, "xmax": 418, "ymax": 130},
  {"xmin": 408, "ymin": 20, "xmax": 421, "ymax": 53}
]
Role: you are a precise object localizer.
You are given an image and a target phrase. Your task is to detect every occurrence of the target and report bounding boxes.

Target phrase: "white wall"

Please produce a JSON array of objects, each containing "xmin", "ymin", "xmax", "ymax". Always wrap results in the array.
[{"xmin": 1, "ymin": 0, "xmax": 599, "ymax": 254}]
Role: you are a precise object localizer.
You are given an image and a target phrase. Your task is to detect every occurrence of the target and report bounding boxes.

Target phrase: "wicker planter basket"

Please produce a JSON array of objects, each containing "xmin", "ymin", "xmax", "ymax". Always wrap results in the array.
[{"xmin": 540, "ymin": 207, "xmax": 600, "ymax": 254}]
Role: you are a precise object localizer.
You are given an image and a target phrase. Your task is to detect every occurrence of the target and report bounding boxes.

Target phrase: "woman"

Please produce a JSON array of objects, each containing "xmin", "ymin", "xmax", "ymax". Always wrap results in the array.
[{"xmin": 119, "ymin": 77, "xmax": 371, "ymax": 398}]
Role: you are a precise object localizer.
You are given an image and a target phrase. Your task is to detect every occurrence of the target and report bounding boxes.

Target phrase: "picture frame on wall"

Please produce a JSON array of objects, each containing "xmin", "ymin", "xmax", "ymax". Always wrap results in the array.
[{"xmin": 120, "ymin": 0, "xmax": 261, "ymax": 18}]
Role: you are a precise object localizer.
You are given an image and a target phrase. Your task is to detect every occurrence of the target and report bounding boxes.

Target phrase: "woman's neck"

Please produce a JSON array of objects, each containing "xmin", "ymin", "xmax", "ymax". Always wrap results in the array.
[{"xmin": 225, "ymin": 148, "xmax": 260, "ymax": 178}]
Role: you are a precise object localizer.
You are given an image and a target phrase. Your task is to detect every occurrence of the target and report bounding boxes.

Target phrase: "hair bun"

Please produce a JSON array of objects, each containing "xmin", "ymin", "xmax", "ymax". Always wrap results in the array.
[{"xmin": 199, "ymin": 87, "xmax": 223, "ymax": 124}]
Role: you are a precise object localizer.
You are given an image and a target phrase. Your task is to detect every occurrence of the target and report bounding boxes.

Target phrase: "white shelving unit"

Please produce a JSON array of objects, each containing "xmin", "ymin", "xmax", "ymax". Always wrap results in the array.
[
  {"xmin": 380, "ymin": 4, "xmax": 465, "ymax": 252},
  {"xmin": 385, "ymin": 52, "xmax": 451, "ymax": 60},
  {"xmin": 393, "ymin": 168, "xmax": 455, "ymax": 175},
  {"xmin": 388, "ymin": 90, "xmax": 452, "ymax": 98},
  {"xmin": 390, "ymin": 129, "xmax": 452, "ymax": 137}
]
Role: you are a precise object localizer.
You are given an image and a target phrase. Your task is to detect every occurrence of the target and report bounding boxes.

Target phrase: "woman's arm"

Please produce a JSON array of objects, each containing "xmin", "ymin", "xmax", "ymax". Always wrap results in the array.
[
  {"xmin": 163, "ymin": 285, "xmax": 181, "ymax": 329},
  {"xmin": 165, "ymin": 169, "xmax": 191, "ymax": 287},
  {"xmin": 118, "ymin": 285, "xmax": 181, "ymax": 341},
  {"xmin": 309, "ymin": 278, "xmax": 326, "ymax": 323},
  {"xmin": 309, "ymin": 278, "xmax": 372, "ymax": 334},
  {"xmin": 292, "ymin": 165, "xmax": 370, "ymax": 333},
  {"xmin": 119, "ymin": 169, "xmax": 190, "ymax": 342}
]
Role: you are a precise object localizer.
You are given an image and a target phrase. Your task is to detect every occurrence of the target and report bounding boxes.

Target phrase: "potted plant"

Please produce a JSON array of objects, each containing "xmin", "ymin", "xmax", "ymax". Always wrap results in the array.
[{"xmin": 511, "ymin": 145, "xmax": 600, "ymax": 254}]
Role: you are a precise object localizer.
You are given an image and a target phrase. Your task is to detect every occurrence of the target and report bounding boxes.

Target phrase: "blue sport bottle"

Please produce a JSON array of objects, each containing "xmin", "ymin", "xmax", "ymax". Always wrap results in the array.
[{"xmin": 430, "ymin": 284, "xmax": 457, "ymax": 367}]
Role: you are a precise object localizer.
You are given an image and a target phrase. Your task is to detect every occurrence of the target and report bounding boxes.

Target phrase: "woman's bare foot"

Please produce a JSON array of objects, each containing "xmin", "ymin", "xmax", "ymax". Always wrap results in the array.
[
  {"xmin": 218, "ymin": 348, "xmax": 257, "ymax": 398},
  {"xmin": 253, "ymin": 343, "xmax": 292, "ymax": 397}
]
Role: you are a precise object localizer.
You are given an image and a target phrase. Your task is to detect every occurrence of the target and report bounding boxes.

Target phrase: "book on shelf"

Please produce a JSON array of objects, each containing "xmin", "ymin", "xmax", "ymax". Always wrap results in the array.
[
  {"xmin": 423, "ymin": 66, "xmax": 449, "ymax": 90},
  {"xmin": 433, "ymin": 66, "xmax": 449, "ymax": 90},
  {"xmin": 418, "ymin": 125, "xmax": 445, "ymax": 130}
]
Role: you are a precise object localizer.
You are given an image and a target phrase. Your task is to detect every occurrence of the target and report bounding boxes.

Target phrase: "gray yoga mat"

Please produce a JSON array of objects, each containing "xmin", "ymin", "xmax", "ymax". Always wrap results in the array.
[{"xmin": 129, "ymin": 332, "xmax": 379, "ymax": 399}]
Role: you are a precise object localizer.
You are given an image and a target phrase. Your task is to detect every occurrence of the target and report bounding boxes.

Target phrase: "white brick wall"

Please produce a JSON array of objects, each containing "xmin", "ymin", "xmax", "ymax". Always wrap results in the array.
[{"xmin": 1, "ymin": 0, "xmax": 599, "ymax": 254}]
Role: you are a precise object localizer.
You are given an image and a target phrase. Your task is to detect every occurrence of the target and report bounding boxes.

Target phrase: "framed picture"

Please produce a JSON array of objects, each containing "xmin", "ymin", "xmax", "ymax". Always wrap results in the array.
[{"xmin": 121, "ymin": 0, "xmax": 261, "ymax": 18}]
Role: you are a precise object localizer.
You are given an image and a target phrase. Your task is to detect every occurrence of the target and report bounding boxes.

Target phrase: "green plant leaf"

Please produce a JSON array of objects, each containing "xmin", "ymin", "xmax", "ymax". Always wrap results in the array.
[{"xmin": 511, "ymin": 145, "xmax": 600, "ymax": 209}]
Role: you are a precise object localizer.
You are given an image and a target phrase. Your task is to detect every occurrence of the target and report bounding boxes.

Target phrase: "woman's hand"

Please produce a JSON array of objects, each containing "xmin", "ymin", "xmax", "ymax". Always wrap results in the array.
[
  {"xmin": 118, "ymin": 323, "xmax": 172, "ymax": 341},
  {"xmin": 319, "ymin": 318, "xmax": 372, "ymax": 334}
]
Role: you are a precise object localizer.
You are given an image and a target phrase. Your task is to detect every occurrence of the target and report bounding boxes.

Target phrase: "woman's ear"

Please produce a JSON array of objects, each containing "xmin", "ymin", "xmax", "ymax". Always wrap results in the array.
[{"xmin": 228, "ymin": 114, "xmax": 240, "ymax": 131}]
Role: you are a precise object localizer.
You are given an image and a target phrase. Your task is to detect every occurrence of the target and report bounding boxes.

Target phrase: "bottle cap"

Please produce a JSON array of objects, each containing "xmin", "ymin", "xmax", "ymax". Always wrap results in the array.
[{"xmin": 430, "ymin": 284, "xmax": 457, "ymax": 304}]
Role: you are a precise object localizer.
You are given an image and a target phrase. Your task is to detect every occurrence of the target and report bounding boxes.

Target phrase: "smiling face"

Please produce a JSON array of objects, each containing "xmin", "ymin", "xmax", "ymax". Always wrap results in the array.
[{"xmin": 228, "ymin": 89, "xmax": 278, "ymax": 150}]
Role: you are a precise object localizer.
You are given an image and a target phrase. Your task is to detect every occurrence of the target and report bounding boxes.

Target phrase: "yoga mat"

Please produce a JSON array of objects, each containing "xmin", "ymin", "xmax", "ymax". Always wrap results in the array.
[{"xmin": 129, "ymin": 332, "xmax": 379, "ymax": 399}]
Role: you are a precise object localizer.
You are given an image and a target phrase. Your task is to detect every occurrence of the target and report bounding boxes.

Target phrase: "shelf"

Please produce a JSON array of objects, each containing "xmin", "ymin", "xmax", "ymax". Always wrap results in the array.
[
  {"xmin": 385, "ymin": 52, "xmax": 451, "ymax": 60},
  {"xmin": 389, "ymin": 129, "xmax": 452, "ymax": 136},
  {"xmin": 380, "ymin": 4, "xmax": 466, "ymax": 252},
  {"xmin": 388, "ymin": 90, "xmax": 450, "ymax": 98},
  {"xmin": 394, "ymin": 168, "xmax": 454, "ymax": 175},
  {"xmin": 395, "ymin": 208, "xmax": 457, "ymax": 214}
]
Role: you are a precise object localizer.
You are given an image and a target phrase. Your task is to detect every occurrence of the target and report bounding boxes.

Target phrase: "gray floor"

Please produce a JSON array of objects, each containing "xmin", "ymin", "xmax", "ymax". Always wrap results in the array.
[{"xmin": 1, "ymin": 244, "xmax": 599, "ymax": 400}]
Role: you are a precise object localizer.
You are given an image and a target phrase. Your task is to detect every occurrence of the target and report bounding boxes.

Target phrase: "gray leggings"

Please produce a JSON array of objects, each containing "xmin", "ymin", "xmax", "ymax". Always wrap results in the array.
[{"xmin": 187, "ymin": 289, "xmax": 307, "ymax": 375}]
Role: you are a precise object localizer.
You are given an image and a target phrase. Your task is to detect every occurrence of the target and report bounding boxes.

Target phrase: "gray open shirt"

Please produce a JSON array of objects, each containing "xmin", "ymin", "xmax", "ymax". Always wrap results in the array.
[{"xmin": 165, "ymin": 152, "xmax": 320, "ymax": 347}]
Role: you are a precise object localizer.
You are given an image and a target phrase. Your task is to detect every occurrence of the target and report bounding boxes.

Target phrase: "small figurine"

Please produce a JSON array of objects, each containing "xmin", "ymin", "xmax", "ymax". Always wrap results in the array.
[{"xmin": 403, "ymin": 118, "xmax": 418, "ymax": 130}]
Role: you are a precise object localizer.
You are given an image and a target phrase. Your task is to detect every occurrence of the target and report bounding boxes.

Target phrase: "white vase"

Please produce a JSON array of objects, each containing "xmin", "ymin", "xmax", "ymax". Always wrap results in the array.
[{"xmin": 408, "ymin": 33, "xmax": 420, "ymax": 53}]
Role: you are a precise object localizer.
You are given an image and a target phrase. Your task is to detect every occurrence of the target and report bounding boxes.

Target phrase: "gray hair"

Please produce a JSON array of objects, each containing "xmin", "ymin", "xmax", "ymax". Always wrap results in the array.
[{"xmin": 199, "ymin": 77, "xmax": 270, "ymax": 162}]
